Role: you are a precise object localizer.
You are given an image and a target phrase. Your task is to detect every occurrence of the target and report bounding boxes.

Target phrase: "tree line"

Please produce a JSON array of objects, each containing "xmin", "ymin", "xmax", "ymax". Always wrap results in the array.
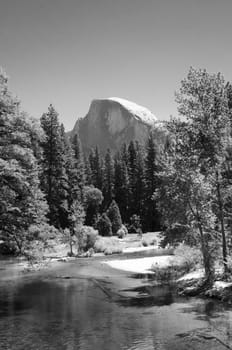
[
  {"xmin": 0, "ymin": 69, "xmax": 165, "ymax": 256},
  {"xmin": 1, "ymin": 66, "xmax": 232, "ymax": 283}
]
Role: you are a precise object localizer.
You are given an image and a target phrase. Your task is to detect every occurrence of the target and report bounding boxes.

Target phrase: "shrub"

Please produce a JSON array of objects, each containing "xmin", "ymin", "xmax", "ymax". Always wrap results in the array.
[
  {"xmin": 151, "ymin": 263, "xmax": 186, "ymax": 282},
  {"xmin": 142, "ymin": 237, "xmax": 157, "ymax": 247},
  {"xmin": 107, "ymin": 200, "xmax": 122, "ymax": 234},
  {"xmin": 129, "ymin": 214, "xmax": 142, "ymax": 234},
  {"xmin": 117, "ymin": 225, "xmax": 128, "ymax": 238},
  {"xmin": 77, "ymin": 226, "xmax": 98, "ymax": 252},
  {"xmin": 61, "ymin": 228, "xmax": 77, "ymax": 256},
  {"xmin": 160, "ymin": 224, "xmax": 197, "ymax": 248},
  {"xmin": 174, "ymin": 243, "xmax": 202, "ymax": 272},
  {"xmin": 97, "ymin": 213, "xmax": 112, "ymax": 236},
  {"xmin": 94, "ymin": 236, "xmax": 122, "ymax": 255},
  {"xmin": 84, "ymin": 186, "xmax": 103, "ymax": 226}
]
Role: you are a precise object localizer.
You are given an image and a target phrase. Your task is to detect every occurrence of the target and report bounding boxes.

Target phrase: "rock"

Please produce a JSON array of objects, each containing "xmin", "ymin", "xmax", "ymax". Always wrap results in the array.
[{"xmin": 70, "ymin": 97, "xmax": 164, "ymax": 153}]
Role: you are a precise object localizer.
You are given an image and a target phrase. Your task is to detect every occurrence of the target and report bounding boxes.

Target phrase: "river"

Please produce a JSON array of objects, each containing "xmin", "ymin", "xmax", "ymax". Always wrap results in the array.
[{"xmin": 0, "ymin": 257, "xmax": 232, "ymax": 350}]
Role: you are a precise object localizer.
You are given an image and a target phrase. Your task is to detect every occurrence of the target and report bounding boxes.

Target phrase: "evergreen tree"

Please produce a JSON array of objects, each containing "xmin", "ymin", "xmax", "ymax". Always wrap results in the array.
[
  {"xmin": 106, "ymin": 200, "xmax": 122, "ymax": 234},
  {"xmin": 114, "ymin": 151, "xmax": 130, "ymax": 222},
  {"xmin": 0, "ymin": 70, "xmax": 48, "ymax": 254},
  {"xmin": 144, "ymin": 132, "xmax": 161, "ymax": 231},
  {"xmin": 84, "ymin": 186, "xmax": 103, "ymax": 226},
  {"xmin": 71, "ymin": 132, "xmax": 86, "ymax": 198},
  {"xmin": 127, "ymin": 141, "xmax": 137, "ymax": 218},
  {"xmin": 40, "ymin": 105, "xmax": 67, "ymax": 228},
  {"xmin": 103, "ymin": 149, "xmax": 114, "ymax": 207},
  {"xmin": 134, "ymin": 141, "xmax": 146, "ymax": 218},
  {"xmin": 97, "ymin": 213, "xmax": 112, "ymax": 236},
  {"xmin": 89, "ymin": 146, "xmax": 103, "ymax": 190}
]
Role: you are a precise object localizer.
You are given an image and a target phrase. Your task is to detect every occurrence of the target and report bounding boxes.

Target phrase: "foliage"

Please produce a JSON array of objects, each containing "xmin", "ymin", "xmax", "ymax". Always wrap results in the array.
[
  {"xmin": 106, "ymin": 200, "xmax": 122, "ymax": 234},
  {"xmin": 103, "ymin": 148, "xmax": 114, "ymax": 207},
  {"xmin": 160, "ymin": 224, "xmax": 197, "ymax": 248},
  {"xmin": 76, "ymin": 226, "xmax": 98, "ymax": 253},
  {"xmin": 174, "ymin": 243, "xmax": 203, "ymax": 272},
  {"xmin": 128, "ymin": 214, "xmax": 142, "ymax": 234},
  {"xmin": 150, "ymin": 263, "xmax": 188, "ymax": 283},
  {"xmin": 40, "ymin": 106, "xmax": 72, "ymax": 229},
  {"xmin": 94, "ymin": 236, "xmax": 122, "ymax": 255},
  {"xmin": 97, "ymin": 213, "xmax": 112, "ymax": 236},
  {"xmin": 117, "ymin": 224, "xmax": 128, "ymax": 238},
  {"xmin": 71, "ymin": 132, "xmax": 86, "ymax": 198},
  {"xmin": 84, "ymin": 186, "xmax": 103, "ymax": 226},
  {"xmin": 176, "ymin": 67, "xmax": 231, "ymax": 274},
  {"xmin": 0, "ymin": 69, "xmax": 49, "ymax": 255},
  {"xmin": 114, "ymin": 152, "xmax": 130, "ymax": 223}
]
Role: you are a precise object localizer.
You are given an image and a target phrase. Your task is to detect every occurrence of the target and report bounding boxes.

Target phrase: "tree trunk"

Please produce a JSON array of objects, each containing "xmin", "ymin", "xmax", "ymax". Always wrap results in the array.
[
  {"xmin": 197, "ymin": 222, "xmax": 214, "ymax": 285},
  {"xmin": 69, "ymin": 241, "xmax": 73, "ymax": 256},
  {"xmin": 216, "ymin": 171, "xmax": 228, "ymax": 274}
]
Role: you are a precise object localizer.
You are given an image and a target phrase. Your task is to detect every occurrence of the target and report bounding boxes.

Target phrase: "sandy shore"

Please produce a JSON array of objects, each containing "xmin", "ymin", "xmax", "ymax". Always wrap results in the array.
[{"xmin": 103, "ymin": 255, "xmax": 178, "ymax": 274}]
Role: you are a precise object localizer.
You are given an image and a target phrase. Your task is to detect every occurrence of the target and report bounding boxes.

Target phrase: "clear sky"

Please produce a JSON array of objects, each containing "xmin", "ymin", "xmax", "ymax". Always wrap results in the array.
[{"xmin": 1, "ymin": 0, "xmax": 232, "ymax": 130}]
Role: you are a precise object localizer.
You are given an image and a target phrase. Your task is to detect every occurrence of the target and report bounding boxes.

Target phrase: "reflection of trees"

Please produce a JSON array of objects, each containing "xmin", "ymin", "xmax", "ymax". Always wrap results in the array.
[{"xmin": 1, "ymin": 278, "xmax": 232, "ymax": 350}]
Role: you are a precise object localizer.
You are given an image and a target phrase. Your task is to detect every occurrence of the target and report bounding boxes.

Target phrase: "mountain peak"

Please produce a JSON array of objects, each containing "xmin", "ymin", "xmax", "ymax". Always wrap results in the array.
[{"xmin": 70, "ymin": 97, "xmax": 162, "ymax": 154}]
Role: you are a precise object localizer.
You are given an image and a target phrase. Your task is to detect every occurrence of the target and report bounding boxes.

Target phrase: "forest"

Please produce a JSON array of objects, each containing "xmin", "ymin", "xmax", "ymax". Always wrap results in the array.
[{"xmin": 1, "ymin": 67, "xmax": 232, "ymax": 284}]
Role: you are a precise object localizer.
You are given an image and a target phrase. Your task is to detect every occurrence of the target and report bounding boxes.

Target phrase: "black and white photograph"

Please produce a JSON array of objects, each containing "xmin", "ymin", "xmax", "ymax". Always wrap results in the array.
[{"xmin": 0, "ymin": 0, "xmax": 232, "ymax": 349}]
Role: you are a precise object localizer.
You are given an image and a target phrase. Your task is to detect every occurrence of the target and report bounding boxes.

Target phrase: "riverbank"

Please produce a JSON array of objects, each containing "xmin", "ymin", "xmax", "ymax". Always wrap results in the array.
[{"xmin": 1, "ymin": 232, "xmax": 232, "ymax": 305}]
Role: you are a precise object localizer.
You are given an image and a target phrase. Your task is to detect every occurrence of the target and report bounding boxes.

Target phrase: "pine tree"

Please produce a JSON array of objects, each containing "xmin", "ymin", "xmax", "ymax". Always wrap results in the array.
[
  {"xmin": 84, "ymin": 186, "xmax": 103, "ymax": 226},
  {"xmin": 134, "ymin": 141, "xmax": 146, "ymax": 218},
  {"xmin": 103, "ymin": 148, "xmax": 114, "ymax": 207},
  {"xmin": 40, "ymin": 105, "xmax": 67, "ymax": 228},
  {"xmin": 97, "ymin": 213, "xmax": 112, "ymax": 236},
  {"xmin": 127, "ymin": 141, "xmax": 137, "ymax": 218},
  {"xmin": 144, "ymin": 132, "xmax": 161, "ymax": 231},
  {"xmin": 107, "ymin": 200, "xmax": 122, "ymax": 234},
  {"xmin": 89, "ymin": 146, "xmax": 104, "ymax": 190},
  {"xmin": 71, "ymin": 132, "xmax": 86, "ymax": 198},
  {"xmin": 114, "ymin": 151, "xmax": 130, "ymax": 222},
  {"xmin": 0, "ymin": 70, "xmax": 48, "ymax": 254}
]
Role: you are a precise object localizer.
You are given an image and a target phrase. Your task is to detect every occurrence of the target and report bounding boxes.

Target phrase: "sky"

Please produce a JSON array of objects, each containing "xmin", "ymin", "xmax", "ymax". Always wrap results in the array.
[{"xmin": 1, "ymin": 0, "xmax": 232, "ymax": 131}]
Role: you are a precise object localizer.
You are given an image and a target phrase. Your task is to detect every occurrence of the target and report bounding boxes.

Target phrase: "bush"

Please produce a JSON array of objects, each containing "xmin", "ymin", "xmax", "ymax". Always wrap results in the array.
[
  {"xmin": 84, "ymin": 186, "xmax": 103, "ymax": 226},
  {"xmin": 77, "ymin": 226, "xmax": 98, "ymax": 252},
  {"xmin": 128, "ymin": 215, "xmax": 142, "ymax": 234},
  {"xmin": 160, "ymin": 224, "xmax": 197, "ymax": 248},
  {"xmin": 97, "ymin": 213, "xmax": 112, "ymax": 236},
  {"xmin": 117, "ymin": 225, "xmax": 128, "ymax": 238},
  {"xmin": 142, "ymin": 237, "xmax": 157, "ymax": 247},
  {"xmin": 174, "ymin": 243, "xmax": 202, "ymax": 272},
  {"xmin": 151, "ymin": 263, "xmax": 187, "ymax": 283},
  {"xmin": 107, "ymin": 200, "xmax": 122, "ymax": 234},
  {"xmin": 94, "ymin": 236, "xmax": 122, "ymax": 255}
]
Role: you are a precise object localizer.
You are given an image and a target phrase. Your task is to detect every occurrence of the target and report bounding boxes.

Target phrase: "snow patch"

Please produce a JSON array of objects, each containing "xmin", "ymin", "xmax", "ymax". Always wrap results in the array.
[{"xmin": 107, "ymin": 97, "xmax": 158, "ymax": 126}]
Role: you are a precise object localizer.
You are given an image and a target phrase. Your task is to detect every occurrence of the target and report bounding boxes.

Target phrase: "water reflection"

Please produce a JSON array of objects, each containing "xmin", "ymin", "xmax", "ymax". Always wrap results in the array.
[{"xmin": 0, "ymin": 276, "xmax": 231, "ymax": 350}]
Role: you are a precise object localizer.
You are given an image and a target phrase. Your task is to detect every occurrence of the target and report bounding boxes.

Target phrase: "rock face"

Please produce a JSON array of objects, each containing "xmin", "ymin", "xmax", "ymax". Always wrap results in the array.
[{"xmin": 71, "ymin": 97, "xmax": 161, "ymax": 154}]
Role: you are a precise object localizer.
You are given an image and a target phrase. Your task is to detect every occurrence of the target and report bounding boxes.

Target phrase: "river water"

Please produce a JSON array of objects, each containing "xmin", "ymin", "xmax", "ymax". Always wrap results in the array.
[{"xmin": 0, "ymin": 258, "xmax": 232, "ymax": 350}]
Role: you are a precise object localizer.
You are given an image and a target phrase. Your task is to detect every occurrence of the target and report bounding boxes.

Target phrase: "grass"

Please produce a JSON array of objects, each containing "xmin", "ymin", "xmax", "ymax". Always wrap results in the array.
[
  {"xmin": 94, "ymin": 236, "xmax": 123, "ymax": 255},
  {"xmin": 150, "ymin": 244, "xmax": 203, "ymax": 283}
]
